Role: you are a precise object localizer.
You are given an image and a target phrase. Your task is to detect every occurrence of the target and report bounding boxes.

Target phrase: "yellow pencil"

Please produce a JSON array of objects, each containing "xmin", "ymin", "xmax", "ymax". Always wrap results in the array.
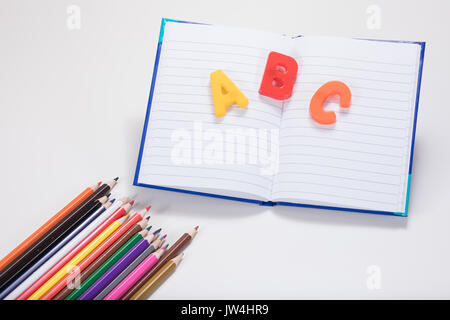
[{"xmin": 27, "ymin": 215, "xmax": 129, "ymax": 300}]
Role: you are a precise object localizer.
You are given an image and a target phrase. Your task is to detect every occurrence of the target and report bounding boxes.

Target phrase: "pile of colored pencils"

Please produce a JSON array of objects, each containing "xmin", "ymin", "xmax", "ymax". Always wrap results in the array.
[{"xmin": 0, "ymin": 178, "xmax": 198, "ymax": 300}]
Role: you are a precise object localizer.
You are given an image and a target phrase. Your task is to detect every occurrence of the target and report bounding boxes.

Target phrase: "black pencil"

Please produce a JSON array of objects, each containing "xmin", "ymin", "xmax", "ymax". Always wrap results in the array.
[{"xmin": 0, "ymin": 178, "xmax": 117, "ymax": 291}]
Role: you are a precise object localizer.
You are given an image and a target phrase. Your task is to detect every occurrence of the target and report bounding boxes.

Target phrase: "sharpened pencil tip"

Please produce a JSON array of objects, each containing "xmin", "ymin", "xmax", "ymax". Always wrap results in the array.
[
  {"xmin": 114, "ymin": 177, "xmax": 119, "ymax": 181},
  {"xmin": 161, "ymin": 234, "xmax": 167, "ymax": 240},
  {"xmin": 146, "ymin": 225, "xmax": 152, "ymax": 231},
  {"xmin": 106, "ymin": 192, "xmax": 111, "ymax": 197},
  {"xmin": 164, "ymin": 244, "xmax": 169, "ymax": 249},
  {"xmin": 194, "ymin": 226, "xmax": 199, "ymax": 230},
  {"xmin": 145, "ymin": 205, "xmax": 151, "ymax": 211},
  {"xmin": 153, "ymin": 228, "xmax": 161, "ymax": 235},
  {"xmin": 129, "ymin": 200, "xmax": 135, "ymax": 206},
  {"xmin": 97, "ymin": 181, "xmax": 102, "ymax": 186},
  {"xmin": 110, "ymin": 198, "xmax": 116, "ymax": 203}
]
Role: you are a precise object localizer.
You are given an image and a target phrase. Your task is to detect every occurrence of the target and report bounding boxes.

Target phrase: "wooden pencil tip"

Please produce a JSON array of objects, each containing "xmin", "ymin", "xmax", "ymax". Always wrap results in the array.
[
  {"xmin": 146, "ymin": 225, "xmax": 152, "ymax": 231},
  {"xmin": 145, "ymin": 205, "xmax": 151, "ymax": 211},
  {"xmin": 114, "ymin": 177, "xmax": 119, "ymax": 181},
  {"xmin": 194, "ymin": 226, "xmax": 199, "ymax": 230},
  {"xmin": 97, "ymin": 181, "xmax": 102, "ymax": 186},
  {"xmin": 129, "ymin": 200, "xmax": 135, "ymax": 206}
]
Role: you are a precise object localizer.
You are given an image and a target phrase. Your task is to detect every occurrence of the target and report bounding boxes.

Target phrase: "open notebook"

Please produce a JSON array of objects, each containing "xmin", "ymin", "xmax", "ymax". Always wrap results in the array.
[{"xmin": 134, "ymin": 18, "xmax": 425, "ymax": 216}]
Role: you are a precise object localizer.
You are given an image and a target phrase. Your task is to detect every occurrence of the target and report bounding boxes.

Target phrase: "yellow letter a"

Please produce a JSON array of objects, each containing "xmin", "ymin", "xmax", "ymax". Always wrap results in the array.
[{"xmin": 210, "ymin": 70, "xmax": 248, "ymax": 118}]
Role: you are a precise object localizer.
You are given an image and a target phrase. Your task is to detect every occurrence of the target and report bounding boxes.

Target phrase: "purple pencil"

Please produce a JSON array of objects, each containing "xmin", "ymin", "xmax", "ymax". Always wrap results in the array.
[{"xmin": 77, "ymin": 231, "xmax": 158, "ymax": 300}]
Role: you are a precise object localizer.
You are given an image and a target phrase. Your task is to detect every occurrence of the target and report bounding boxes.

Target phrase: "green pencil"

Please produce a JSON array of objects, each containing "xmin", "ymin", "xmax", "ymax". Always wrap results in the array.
[{"xmin": 65, "ymin": 227, "xmax": 159, "ymax": 300}]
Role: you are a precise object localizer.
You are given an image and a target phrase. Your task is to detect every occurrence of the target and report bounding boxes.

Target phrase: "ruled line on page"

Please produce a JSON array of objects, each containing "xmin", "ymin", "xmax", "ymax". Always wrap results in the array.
[
  {"xmin": 141, "ymin": 172, "xmax": 272, "ymax": 191},
  {"xmin": 283, "ymin": 107, "xmax": 410, "ymax": 121},
  {"xmin": 150, "ymin": 107, "xmax": 281, "ymax": 121},
  {"xmin": 275, "ymin": 171, "xmax": 399, "ymax": 186},
  {"xmin": 164, "ymin": 39, "xmax": 270, "ymax": 51},
  {"xmin": 152, "ymin": 124, "xmax": 406, "ymax": 144},
  {"xmin": 142, "ymin": 162, "xmax": 272, "ymax": 181},
  {"xmin": 144, "ymin": 145, "xmax": 277, "ymax": 160},
  {"xmin": 280, "ymin": 125, "xmax": 406, "ymax": 139},
  {"xmin": 298, "ymin": 55, "xmax": 414, "ymax": 67},
  {"xmin": 147, "ymin": 119, "xmax": 280, "ymax": 131},
  {"xmin": 272, "ymin": 178, "xmax": 399, "ymax": 195},
  {"xmin": 158, "ymin": 74, "xmax": 412, "ymax": 93},
  {"xmin": 165, "ymin": 48, "xmax": 267, "ymax": 59},
  {"xmin": 149, "ymin": 105, "xmax": 281, "ymax": 117},
  {"xmin": 278, "ymin": 161, "xmax": 401, "ymax": 176},
  {"xmin": 280, "ymin": 116, "xmax": 409, "ymax": 129},
  {"xmin": 278, "ymin": 152, "xmax": 403, "ymax": 167},
  {"xmin": 271, "ymin": 190, "xmax": 397, "ymax": 205},
  {"xmin": 296, "ymin": 64, "xmax": 414, "ymax": 75},
  {"xmin": 147, "ymin": 126, "xmax": 406, "ymax": 155},
  {"xmin": 286, "ymin": 98, "xmax": 410, "ymax": 109},
  {"xmin": 298, "ymin": 72, "xmax": 413, "ymax": 84},
  {"xmin": 145, "ymin": 135, "xmax": 280, "ymax": 151},
  {"xmin": 162, "ymin": 57, "xmax": 262, "ymax": 66},
  {"xmin": 149, "ymin": 114, "xmax": 280, "ymax": 127},
  {"xmin": 279, "ymin": 134, "xmax": 407, "ymax": 148},
  {"xmin": 151, "ymin": 101, "xmax": 282, "ymax": 117},
  {"xmin": 280, "ymin": 142, "xmax": 405, "ymax": 158}
]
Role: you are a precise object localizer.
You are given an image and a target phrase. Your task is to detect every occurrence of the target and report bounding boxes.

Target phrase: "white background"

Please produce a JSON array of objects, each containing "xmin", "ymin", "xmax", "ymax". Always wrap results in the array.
[{"xmin": 0, "ymin": 0, "xmax": 449, "ymax": 299}]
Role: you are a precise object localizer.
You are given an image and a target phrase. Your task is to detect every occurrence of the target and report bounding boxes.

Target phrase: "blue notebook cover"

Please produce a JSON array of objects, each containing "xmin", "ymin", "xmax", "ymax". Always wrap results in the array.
[{"xmin": 134, "ymin": 18, "xmax": 425, "ymax": 217}]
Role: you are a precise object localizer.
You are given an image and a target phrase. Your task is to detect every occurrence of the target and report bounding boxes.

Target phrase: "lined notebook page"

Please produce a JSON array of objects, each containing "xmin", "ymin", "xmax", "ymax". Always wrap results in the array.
[
  {"xmin": 138, "ymin": 22, "xmax": 289, "ymax": 200},
  {"xmin": 272, "ymin": 36, "xmax": 421, "ymax": 212}
]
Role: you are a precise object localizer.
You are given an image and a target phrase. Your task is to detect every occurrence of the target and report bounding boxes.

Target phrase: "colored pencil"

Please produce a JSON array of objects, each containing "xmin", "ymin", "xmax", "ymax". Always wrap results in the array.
[
  {"xmin": 129, "ymin": 253, "xmax": 184, "ymax": 300},
  {"xmin": 73, "ymin": 227, "xmax": 157, "ymax": 300},
  {"xmin": 0, "ymin": 182, "xmax": 101, "ymax": 273},
  {"xmin": 39, "ymin": 206, "xmax": 151, "ymax": 300},
  {"xmin": 103, "ymin": 247, "xmax": 165, "ymax": 300},
  {"xmin": 0, "ymin": 199, "xmax": 114, "ymax": 300},
  {"xmin": 16, "ymin": 197, "xmax": 132, "ymax": 300},
  {"xmin": 56, "ymin": 222, "xmax": 151, "ymax": 300},
  {"xmin": 94, "ymin": 236, "xmax": 166, "ymax": 300},
  {"xmin": 27, "ymin": 212, "xmax": 130, "ymax": 300},
  {"xmin": 121, "ymin": 226, "xmax": 198, "ymax": 300},
  {"xmin": 0, "ymin": 190, "xmax": 112, "ymax": 293}
]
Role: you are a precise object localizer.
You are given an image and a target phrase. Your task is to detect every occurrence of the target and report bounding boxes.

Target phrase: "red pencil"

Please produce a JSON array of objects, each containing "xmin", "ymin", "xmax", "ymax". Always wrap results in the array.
[
  {"xmin": 16, "ymin": 200, "xmax": 134, "ymax": 300},
  {"xmin": 40, "ymin": 206, "xmax": 151, "ymax": 300}
]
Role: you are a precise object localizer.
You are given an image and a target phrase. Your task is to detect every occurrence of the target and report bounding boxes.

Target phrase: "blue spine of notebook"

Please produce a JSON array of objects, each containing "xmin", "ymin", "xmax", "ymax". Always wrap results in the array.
[{"xmin": 134, "ymin": 18, "xmax": 426, "ymax": 217}]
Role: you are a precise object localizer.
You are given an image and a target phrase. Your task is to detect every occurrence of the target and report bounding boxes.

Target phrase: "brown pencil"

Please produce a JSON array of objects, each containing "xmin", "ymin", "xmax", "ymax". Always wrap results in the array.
[
  {"xmin": 121, "ymin": 226, "xmax": 198, "ymax": 300},
  {"xmin": 129, "ymin": 253, "xmax": 184, "ymax": 300}
]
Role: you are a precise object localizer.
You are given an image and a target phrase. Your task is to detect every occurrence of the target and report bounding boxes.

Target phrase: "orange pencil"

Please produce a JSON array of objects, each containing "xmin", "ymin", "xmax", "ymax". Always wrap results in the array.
[{"xmin": 0, "ymin": 181, "xmax": 101, "ymax": 272}]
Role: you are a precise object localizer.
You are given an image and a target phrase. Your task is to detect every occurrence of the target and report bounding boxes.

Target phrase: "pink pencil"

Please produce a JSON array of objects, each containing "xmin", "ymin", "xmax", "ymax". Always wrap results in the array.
[{"xmin": 103, "ymin": 247, "xmax": 165, "ymax": 300}]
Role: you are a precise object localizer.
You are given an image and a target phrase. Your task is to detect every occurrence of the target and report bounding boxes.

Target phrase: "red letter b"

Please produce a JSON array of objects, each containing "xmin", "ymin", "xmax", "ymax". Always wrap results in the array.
[{"xmin": 259, "ymin": 51, "xmax": 298, "ymax": 100}]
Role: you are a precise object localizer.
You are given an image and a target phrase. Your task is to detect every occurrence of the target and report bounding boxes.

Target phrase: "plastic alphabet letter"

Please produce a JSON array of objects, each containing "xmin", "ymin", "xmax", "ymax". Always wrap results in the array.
[
  {"xmin": 210, "ymin": 70, "xmax": 248, "ymax": 118},
  {"xmin": 259, "ymin": 51, "xmax": 298, "ymax": 100},
  {"xmin": 309, "ymin": 81, "xmax": 351, "ymax": 125}
]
